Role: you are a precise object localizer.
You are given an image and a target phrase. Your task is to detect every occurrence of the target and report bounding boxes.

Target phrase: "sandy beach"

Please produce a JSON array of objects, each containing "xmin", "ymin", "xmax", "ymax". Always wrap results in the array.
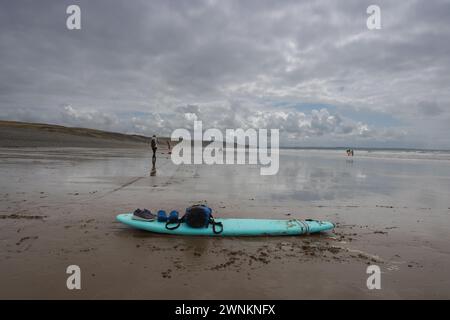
[{"xmin": 1, "ymin": 138, "xmax": 449, "ymax": 298}]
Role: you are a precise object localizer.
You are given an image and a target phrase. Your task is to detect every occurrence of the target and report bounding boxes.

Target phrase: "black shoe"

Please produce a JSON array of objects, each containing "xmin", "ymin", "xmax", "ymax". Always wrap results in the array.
[{"xmin": 132, "ymin": 208, "xmax": 156, "ymax": 221}]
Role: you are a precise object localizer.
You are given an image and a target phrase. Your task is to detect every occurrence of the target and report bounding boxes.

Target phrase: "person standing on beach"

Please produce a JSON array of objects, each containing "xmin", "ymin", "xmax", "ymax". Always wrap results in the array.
[{"xmin": 151, "ymin": 135, "xmax": 158, "ymax": 158}]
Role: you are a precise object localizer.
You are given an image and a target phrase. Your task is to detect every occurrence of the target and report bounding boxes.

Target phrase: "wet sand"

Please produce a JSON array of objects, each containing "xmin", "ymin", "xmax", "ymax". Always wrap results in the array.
[{"xmin": 1, "ymin": 147, "xmax": 450, "ymax": 299}]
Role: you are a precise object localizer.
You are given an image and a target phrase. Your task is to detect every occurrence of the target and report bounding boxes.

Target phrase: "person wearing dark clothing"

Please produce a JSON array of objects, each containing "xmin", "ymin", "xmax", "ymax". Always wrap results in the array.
[{"xmin": 151, "ymin": 135, "xmax": 158, "ymax": 158}]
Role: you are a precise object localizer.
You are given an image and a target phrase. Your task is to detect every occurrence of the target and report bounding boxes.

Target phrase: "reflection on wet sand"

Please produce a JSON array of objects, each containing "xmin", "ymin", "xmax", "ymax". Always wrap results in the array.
[{"xmin": 150, "ymin": 155, "xmax": 156, "ymax": 176}]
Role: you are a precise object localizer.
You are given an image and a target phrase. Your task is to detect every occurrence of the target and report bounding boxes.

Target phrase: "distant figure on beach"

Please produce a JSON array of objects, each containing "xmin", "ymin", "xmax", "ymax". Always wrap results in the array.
[
  {"xmin": 346, "ymin": 149, "xmax": 354, "ymax": 157},
  {"xmin": 151, "ymin": 135, "xmax": 158, "ymax": 158},
  {"xmin": 167, "ymin": 140, "xmax": 171, "ymax": 155},
  {"xmin": 150, "ymin": 135, "xmax": 158, "ymax": 176}
]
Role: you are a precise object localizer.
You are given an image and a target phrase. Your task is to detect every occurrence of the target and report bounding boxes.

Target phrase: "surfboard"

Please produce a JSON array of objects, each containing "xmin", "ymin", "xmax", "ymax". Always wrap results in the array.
[{"xmin": 116, "ymin": 213, "xmax": 334, "ymax": 236}]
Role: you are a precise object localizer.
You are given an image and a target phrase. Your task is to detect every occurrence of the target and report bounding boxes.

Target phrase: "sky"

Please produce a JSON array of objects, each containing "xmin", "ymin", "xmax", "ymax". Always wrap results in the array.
[{"xmin": 0, "ymin": 0, "xmax": 449, "ymax": 148}]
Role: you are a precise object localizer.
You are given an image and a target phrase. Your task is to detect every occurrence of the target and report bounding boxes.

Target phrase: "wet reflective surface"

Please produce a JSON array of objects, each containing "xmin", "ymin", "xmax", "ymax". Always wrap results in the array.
[{"xmin": 0, "ymin": 147, "xmax": 450, "ymax": 298}]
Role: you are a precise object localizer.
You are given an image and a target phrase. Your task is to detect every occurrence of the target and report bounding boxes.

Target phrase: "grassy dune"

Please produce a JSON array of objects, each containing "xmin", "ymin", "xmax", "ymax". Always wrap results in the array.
[{"xmin": 0, "ymin": 120, "xmax": 171, "ymax": 148}]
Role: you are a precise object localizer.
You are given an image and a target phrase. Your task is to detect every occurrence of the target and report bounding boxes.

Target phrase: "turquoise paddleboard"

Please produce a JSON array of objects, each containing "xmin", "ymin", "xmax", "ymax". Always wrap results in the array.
[{"xmin": 116, "ymin": 213, "xmax": 334, "ymax": 236}]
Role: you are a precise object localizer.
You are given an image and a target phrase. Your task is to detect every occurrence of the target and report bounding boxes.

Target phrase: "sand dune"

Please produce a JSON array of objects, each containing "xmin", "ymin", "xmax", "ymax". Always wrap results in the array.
[{"xmin": 0, "ymin": 120, "xmax": 171, "ymax": 148}]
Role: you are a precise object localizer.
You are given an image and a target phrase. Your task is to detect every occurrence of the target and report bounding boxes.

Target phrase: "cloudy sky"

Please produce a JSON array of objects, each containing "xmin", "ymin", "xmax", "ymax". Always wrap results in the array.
[{"xmin": 1, "ymin": 0, "xmax": 449, "ymax": 148}]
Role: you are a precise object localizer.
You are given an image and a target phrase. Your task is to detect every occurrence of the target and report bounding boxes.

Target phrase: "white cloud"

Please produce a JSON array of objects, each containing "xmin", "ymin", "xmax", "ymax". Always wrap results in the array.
[
  {"xmin": 23, "ymin": 103, "xmax": 404, "ymax": 147},
  {"xmin": 60, "ymin": 105, "xmax": 119, "ymax": 130}
]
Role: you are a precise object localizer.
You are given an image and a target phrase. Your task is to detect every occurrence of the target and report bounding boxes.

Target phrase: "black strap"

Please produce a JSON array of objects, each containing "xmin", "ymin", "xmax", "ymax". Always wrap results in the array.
[
  {"xmin": 209, "ymin": 216, "xmax": 223, "ymax": 234},
  {"xmin": 212, "ymin": 221, "xmax": 223, "ymax": 234},
  {"xmin": 165, "ymin": 214, "xmax": 185, "ymax": 230},
  {"xmin": 165, "ymin": 220, "xmax": 181, "ymax": 230}
]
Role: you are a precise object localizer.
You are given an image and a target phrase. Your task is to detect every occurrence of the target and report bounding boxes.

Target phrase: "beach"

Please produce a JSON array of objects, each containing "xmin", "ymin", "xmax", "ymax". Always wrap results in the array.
[
  {"xmin": 1, "ymin": 143, "xmax": 450, "ymax": 299},
  {"xmin": 1, "ymin": 0, "xmax": 449, "ymax": 305}
]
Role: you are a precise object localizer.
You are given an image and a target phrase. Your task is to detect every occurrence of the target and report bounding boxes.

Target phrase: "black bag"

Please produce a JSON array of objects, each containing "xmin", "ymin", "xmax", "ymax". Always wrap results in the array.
[{"xmin": 185, "ymin": 205, "xmax": 212, "ymax": 227}]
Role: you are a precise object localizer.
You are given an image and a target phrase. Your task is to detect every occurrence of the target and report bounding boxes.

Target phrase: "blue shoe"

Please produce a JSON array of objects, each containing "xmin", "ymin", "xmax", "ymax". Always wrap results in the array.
[
  {"xmin": 168, "ymin": 210, "xmax": 179, "ymax": 223},
  {"xmin": 157, "ymin": 210, "xmax": 167, "ymax": 222}
]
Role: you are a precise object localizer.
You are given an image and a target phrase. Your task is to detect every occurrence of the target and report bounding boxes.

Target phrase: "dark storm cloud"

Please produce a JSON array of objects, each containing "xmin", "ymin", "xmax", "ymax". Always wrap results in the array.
[
  {"xmin": 417, "ymin": 101, "xmax": 444, "ymax": 117},
  {"xmin": 0, "ymin": 0, "xmax": 449, "ymax": 147}
]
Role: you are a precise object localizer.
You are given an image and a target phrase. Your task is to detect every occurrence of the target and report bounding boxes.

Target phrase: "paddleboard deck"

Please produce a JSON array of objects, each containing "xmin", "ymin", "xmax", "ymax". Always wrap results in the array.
[{"xmin": 116, "ymin": 213, "xmax": 334, "ymax": 236}]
